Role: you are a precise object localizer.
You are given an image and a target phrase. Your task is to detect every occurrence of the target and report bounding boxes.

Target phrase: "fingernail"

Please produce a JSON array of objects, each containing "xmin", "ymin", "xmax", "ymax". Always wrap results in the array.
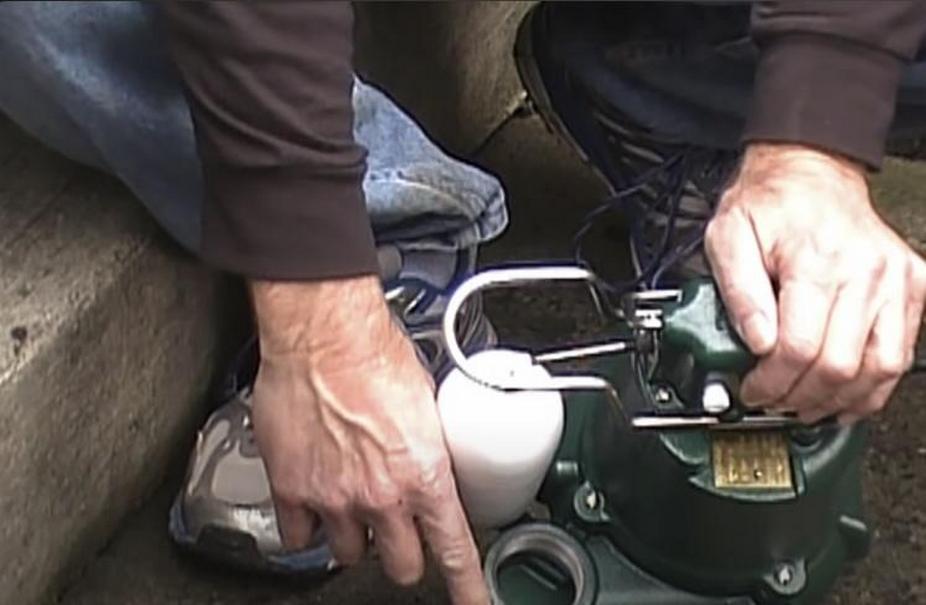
[{"xmin": 738, "ymin": 313, "xmax": 776, "ymax": 353}]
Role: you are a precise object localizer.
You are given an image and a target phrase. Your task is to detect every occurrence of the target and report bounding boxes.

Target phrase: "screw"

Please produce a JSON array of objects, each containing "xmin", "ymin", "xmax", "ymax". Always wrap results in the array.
[
  {"xmin": 702, "ymin": 382, "xmax": 731, "ymax": 415},
  {"xmin": 584, "ymin": 489, "xmax": 599, "ymax": 511},
  {"xmin": 775, "ymin": 563, "xmax": 795, "ymax": 587},
  {"xmin": 792, "ymin": 425, "xmax": 823, "ymax": 447},
  {"xmin": 654, "ymin": 387, "xmax": 671, "ymax": 404}
]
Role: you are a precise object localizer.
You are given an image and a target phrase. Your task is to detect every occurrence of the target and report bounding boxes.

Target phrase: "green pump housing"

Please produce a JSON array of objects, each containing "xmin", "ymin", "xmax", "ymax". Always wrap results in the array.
[{"xmin": 487, "ymin": 280, "xmax": 871, "ymax": 605}]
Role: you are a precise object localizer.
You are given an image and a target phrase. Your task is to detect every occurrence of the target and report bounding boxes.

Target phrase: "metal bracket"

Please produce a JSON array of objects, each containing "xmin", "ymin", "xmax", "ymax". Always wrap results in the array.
[
  {"xmin": 443, "ymin": 265, "xmax": 801, "ymax": 431},
  {"xmin": 442, "ymin": 265, "xmax": 628, "ymax": 413}
]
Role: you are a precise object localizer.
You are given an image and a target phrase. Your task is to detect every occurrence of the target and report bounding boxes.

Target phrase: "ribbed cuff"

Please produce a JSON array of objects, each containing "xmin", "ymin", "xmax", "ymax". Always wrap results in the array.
[
  {"xmin": 743, "ymin": 34, "xmax": 904, "ymax": 170},
  {"xmin": 201, "ymin": 168, "xmax": 378, "ymax": 281}
]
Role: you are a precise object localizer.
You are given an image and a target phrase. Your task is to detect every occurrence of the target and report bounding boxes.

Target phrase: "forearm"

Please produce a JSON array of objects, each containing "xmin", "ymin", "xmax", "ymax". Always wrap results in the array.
[
  {"xmin": 160, "ymin": 1, "xmax": 377, "ymax": 280},
  {"xmin": 745, "ymin": 0, "xmax": 926, "ymax": 168}
]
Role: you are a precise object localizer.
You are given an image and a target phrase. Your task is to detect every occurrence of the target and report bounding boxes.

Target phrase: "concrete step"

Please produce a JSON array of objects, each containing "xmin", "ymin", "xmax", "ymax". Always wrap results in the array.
[
  {"xmin": 354, "ymin": 2, "xmax": 534, "ymax": 156},
  {"xmin": 0, "ymin": 117, "xmax": 243, "ymax": 605}
]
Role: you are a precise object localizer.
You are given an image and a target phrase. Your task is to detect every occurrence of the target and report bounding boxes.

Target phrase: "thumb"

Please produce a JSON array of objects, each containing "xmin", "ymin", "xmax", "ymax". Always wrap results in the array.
[{"xmin": 705, "ymin": 211, "xmax": 778, "ymax": 355}]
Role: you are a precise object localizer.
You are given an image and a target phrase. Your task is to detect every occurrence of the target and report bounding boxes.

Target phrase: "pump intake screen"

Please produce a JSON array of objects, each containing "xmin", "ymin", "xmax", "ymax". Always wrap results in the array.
[{"xmin": 712, "ymin": 431, "xmax": 793, "ymax": 490}]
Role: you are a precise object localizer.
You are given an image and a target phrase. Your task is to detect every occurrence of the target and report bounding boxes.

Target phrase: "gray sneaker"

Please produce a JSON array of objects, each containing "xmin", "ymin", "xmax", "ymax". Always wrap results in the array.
[{"xmin": 169, "ymin": 246, "xmax": 495, "ymax": 575}]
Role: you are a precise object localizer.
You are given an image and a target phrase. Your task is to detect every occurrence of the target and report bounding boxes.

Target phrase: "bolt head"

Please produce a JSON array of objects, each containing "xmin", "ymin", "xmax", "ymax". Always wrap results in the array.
[
  {"xmin": 654, "ymin": 387, "xmax": 671, "ymax": 404},
  {"xmin": 775, "ymin": 564, "xmax": 794, "ymax": 586},
  {"xmin": 702, "ymin": 382, "xmax": 731, "ymax": 414}
]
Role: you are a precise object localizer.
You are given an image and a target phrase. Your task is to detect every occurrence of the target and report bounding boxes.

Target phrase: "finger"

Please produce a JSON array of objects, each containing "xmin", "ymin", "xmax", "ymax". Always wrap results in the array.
[
  {"xmin": 903, "ymin": 257, "xmax": 926, "ymax": 356},
  {"xmin": 810, "ymin": 255, "xmax": 924, "ymax": 424},
  {"xmin": 414, "ymin": 476, "xmax": 488, "ymax": 605},
  {"xmin": 322, "ymin": 511, "xmax": 369, "ymax": 566},
  {"xmin": 839, "ymin": 277, "xmax": 919, "ymax": 425},
  {"xmin": 741, "ymin": 274, "xmax": 836, "ymax": 407},
  {"xmin": 837, "ymin": 379, "xmax": 897, "ymax": 426},
  {"xmin": 829, "ymin": 294, "xmax": 907, "ymax": 424},
  {"xmin": 705, "ymin": 211, "xmax": 778, "ymax": 355},
  {"xmin": 371, "ymin": 512, "xmax": 426, "ymax": 586},
  {"xmin": 274, "ymin": 502, "xmax": 319, "ymax": 551},
  {"xmin": 779, "ymin": 275, "xmax": 878, "ymax": 414}
]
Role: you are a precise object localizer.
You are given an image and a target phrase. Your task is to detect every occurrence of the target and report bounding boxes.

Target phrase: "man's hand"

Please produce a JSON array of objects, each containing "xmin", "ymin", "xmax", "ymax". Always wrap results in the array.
[
  {"xmin": 705, "ymin": 143, "xmax": 926, "ymax": 424},
  {"xmin": 249, "ymin": 276, "xmax": 488, "ymax": 604}
]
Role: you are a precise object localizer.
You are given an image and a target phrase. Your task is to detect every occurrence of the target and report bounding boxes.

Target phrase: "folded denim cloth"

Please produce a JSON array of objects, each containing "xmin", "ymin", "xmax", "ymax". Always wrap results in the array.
[
  {"xmin": 355, "ymin": 79, "xmax": 508, "ymax": 252},
  {"xmin": 0, "ymin": 1, "xmax": 508, "ymax": 260}
]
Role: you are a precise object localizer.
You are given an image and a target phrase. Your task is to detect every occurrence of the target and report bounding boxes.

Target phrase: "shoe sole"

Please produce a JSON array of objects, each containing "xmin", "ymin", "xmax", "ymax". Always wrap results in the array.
[{"xmin": 169, "ymin": 494, "xmax": 337, "ymax": 577}]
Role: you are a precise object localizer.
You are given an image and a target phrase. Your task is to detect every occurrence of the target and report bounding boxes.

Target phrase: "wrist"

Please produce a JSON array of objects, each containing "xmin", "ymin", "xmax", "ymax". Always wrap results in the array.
[
  {"xmin": 250, "ymin": 274, "xmax": 395, "ymax": 360},
  {"xmin": 741, "ymin": 143, "xmax": 866, "ymax": 182}
]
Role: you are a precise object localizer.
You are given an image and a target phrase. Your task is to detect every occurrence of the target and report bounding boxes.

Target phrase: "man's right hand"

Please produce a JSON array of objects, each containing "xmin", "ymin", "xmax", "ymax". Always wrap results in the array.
[
  {"xmin": 249, "ymin": 275, "xmax": 489, "ymax": 605},
  {"xmin": 705, "ymin": 144, "xmax": 926, "ymax": 424}
]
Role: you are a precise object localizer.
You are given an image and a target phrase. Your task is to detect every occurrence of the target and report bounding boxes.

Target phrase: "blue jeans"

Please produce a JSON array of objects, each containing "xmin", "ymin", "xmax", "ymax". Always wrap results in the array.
[{"xmin": 0, "ymin": 2, "xmax": 508, "ymax": 259}]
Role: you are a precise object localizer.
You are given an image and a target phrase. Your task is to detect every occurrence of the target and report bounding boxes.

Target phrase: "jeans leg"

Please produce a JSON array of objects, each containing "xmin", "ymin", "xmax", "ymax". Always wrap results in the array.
[
  {"xmin": 0, "ymin": 1, "xmax": 507, "ymax": 259},
  {"xmin": 0, "ymin": 2, "xmax": 204, "ymax": 252}
]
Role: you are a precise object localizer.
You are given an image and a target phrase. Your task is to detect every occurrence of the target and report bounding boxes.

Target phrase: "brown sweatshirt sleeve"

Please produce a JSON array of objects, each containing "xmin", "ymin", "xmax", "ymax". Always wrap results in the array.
[
  {"xmin": 745, "ymin": 1, "xmax": 926, "ymax": 168},
  {"xmin": 160, "ymin": 2, "xmax": 378, "ymax": 281}
]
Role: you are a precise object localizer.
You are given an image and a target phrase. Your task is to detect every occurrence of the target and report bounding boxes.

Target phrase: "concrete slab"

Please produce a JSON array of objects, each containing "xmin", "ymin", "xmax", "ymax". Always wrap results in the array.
[
  {"xmin": 0, "ymin": 118, "xmax": 243, "ymax": 605},
  {"xmin": 355, "ymin": 1, "xmax": 534, "ymax": 156}
]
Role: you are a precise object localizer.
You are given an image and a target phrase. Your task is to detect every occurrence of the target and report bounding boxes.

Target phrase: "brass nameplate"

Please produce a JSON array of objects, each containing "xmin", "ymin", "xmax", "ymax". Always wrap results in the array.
[{"xmin": 712, "ymin": 431, "xmax": 793, "ymax": 490}]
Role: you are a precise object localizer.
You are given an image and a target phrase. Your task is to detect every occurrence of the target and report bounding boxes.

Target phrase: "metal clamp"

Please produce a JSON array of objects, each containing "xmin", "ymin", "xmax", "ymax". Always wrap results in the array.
[
  {"xmin": 442, "ymin": 265, "xmax": 629, "ymax": 417},
  {"xmin": 443, "ymin": 265, "xmax": 801, "ymax": 431}
]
